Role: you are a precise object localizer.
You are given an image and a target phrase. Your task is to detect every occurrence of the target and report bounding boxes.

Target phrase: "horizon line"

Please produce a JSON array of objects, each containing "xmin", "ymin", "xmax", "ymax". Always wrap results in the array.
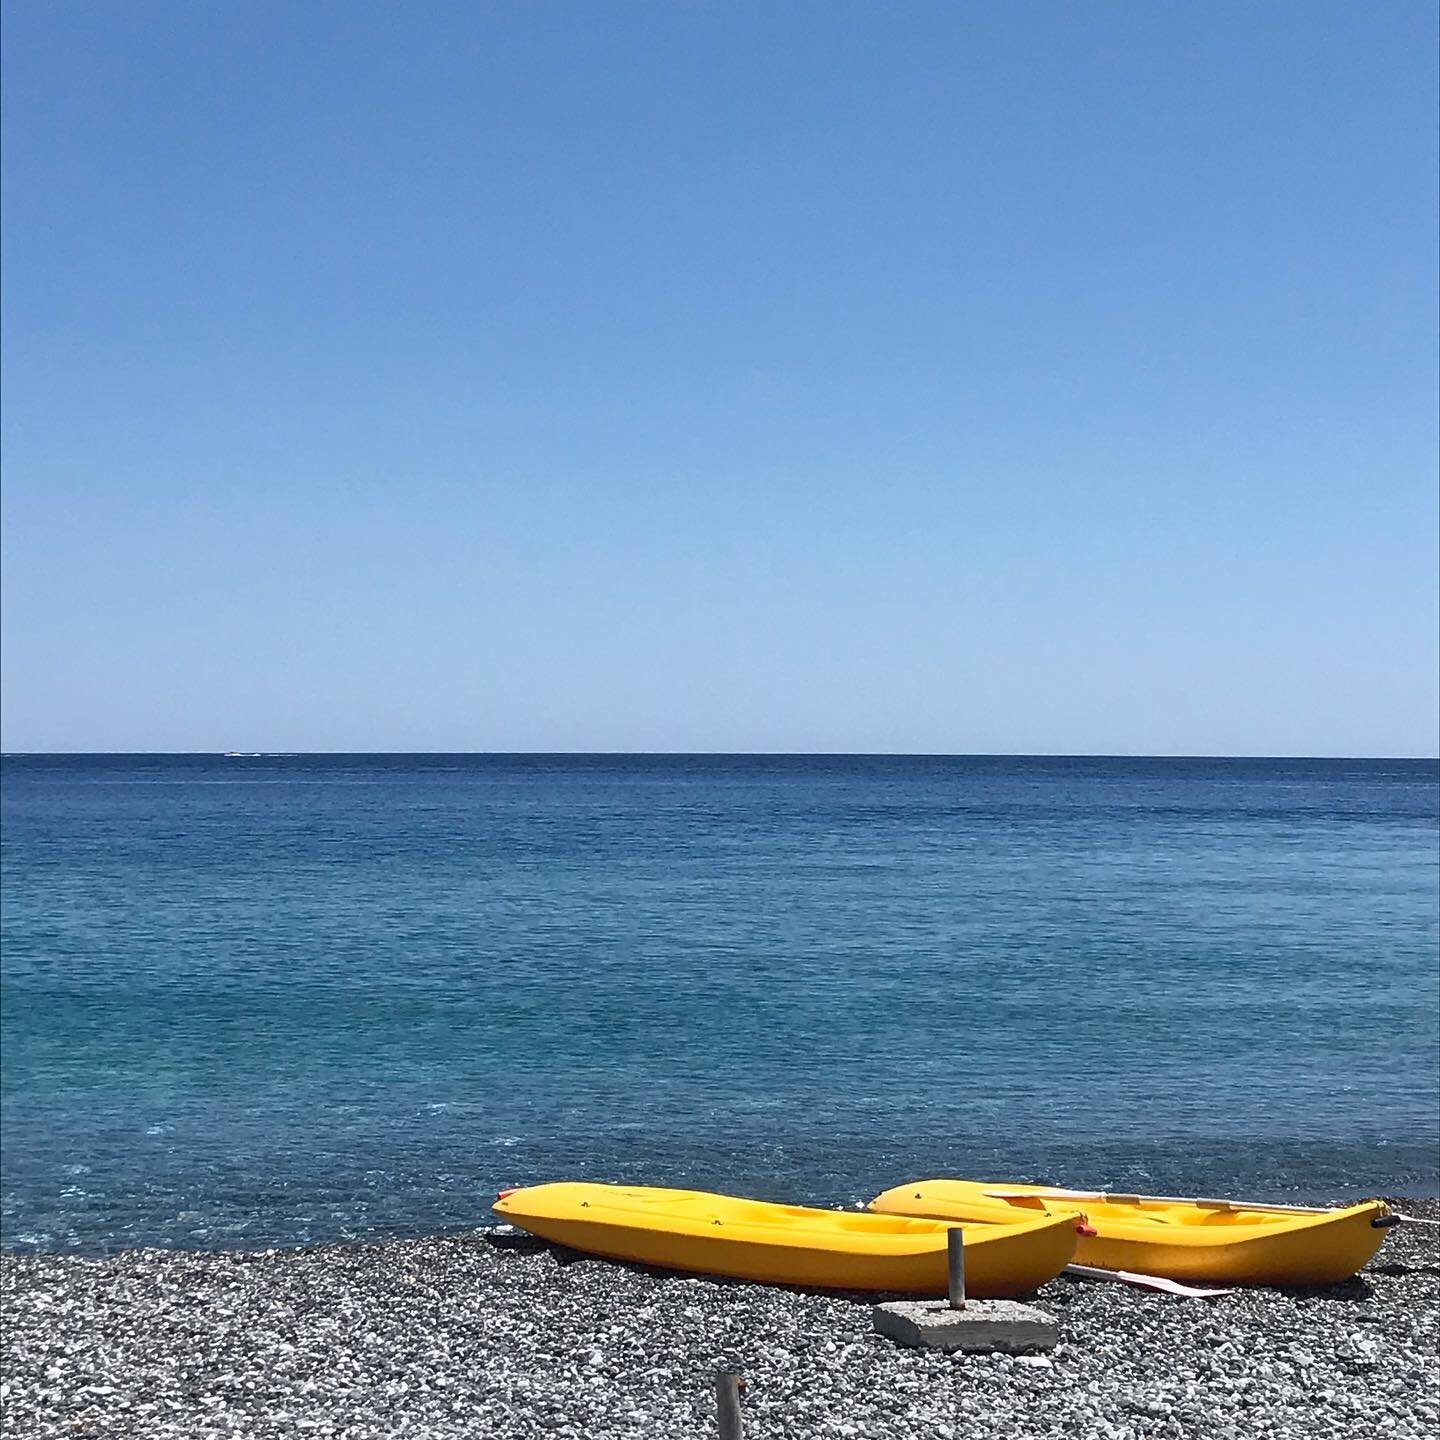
[{"xmin": 2, "ymin": 750, "xmax": 1437, "ymax": 763}]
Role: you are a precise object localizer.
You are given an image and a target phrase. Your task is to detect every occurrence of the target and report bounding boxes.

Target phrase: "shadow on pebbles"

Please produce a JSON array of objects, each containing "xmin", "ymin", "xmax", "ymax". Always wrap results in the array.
[{"xmin": 2, "ymin": 1199, "xmax": 1437, "ymax": 1439}]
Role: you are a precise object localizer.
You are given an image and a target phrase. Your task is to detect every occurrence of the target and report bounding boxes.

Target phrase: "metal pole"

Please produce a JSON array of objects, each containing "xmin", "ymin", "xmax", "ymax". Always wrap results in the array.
[
  {"xmin": 947, "ymin": 1226, "xmax": 966, "ymax": 1310},
  {"xmin": 716, "ymin": 1369, "xmax": 743, "ymax": 1440}
]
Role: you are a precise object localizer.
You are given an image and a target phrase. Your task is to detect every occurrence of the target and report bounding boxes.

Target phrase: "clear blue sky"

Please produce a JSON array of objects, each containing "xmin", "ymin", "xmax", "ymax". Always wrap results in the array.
[{"xmin": 2, "ymin": 1, "xmax": 1436, "ymax": 755}]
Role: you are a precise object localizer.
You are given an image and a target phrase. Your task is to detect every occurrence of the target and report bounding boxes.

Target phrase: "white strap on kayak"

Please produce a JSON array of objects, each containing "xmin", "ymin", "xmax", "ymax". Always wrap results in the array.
[
  {"xmin": 984, "ymin": 1188, "xmax": 1399, "ymax": 1218},
  {"xmin": 1065, "ymin": 1263, "xmax": 1236, "ymax": 1297},
  {"xmin": 985, "ymin": 1186, "xmax": 1437, "ymax": 1226},
  {"xmin": 994, "ymin": 1188, "xmax": 1329, "ymax": 1215}
]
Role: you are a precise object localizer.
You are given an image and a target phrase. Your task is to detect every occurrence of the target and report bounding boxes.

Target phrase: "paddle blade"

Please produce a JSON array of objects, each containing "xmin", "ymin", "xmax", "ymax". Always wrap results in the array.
[{"xmin": 1065, "ymin": 1263, "xmax": 1237, "ymax": 1297}]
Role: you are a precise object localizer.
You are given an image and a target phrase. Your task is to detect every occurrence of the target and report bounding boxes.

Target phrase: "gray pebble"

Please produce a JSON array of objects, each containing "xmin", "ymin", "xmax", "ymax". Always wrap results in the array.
[{"xmin": 2, "ymin": 1196, "xmax": 1436, "ymax": 1438}]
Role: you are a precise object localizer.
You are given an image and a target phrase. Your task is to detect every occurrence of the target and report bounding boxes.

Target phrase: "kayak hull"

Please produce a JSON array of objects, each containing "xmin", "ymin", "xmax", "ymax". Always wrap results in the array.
[
  {"xmin": 868, "ymin": 1179, "xmax": 1390, "ymax": 1287},
  {"xmin": 495, "ymin": 1182, "xmax": 1077, "ymax": 1296}
]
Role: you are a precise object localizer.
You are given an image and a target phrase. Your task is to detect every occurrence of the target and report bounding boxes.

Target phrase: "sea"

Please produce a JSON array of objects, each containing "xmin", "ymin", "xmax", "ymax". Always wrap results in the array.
[{"xmin": 1, "ymin": 753, "xmax": 1436, "ymax": 1255}]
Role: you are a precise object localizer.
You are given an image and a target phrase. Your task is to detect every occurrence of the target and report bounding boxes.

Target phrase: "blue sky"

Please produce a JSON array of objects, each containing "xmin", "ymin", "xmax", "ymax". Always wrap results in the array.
[{"xmin": 2, "ymin": 1, "xmax": 1436, "ymax": 755}]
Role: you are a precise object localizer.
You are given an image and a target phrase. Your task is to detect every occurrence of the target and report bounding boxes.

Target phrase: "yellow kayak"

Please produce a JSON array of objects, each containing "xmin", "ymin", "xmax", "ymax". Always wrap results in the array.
[
  {"xmin": 868, "ymin": 1178, "xmax": 1395, "ymax": 1286},
  {"xmin": 494, "ymin": 1182, "xmax": 1079, "ymax": 1296}
]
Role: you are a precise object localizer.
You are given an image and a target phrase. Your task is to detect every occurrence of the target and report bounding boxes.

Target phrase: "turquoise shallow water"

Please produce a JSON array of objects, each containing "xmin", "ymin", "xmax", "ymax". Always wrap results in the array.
[{"xmin": 1, "ymin": 754, "xmax": 1437, "ymax": 1253}]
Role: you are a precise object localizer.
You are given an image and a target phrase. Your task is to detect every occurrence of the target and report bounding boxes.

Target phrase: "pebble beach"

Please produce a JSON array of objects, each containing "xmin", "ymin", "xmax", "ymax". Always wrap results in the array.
[{"xmin": 2, "ymin": 1197, "xmax": 1436, "ymax": 1439}]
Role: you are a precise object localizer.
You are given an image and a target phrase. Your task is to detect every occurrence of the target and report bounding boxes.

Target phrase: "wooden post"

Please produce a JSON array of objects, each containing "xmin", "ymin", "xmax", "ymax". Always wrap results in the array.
[
  {"xmin": 716, "ymin": 1369, "xmax": 743, "ymax": 1440},
  {"xmin": 947, "ymin": 1227, "xmax": 966, "ymax": 1310},
  {"xmin": 717, "ymin": 1370, "xmax": 748, "ymax": 1440}
]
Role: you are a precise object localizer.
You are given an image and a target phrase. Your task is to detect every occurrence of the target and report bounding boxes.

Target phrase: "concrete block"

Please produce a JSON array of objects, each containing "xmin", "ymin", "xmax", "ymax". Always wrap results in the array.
[{"xmin": 872, "ymin": 1299, "xmax": 1059, "ymax": 1354}]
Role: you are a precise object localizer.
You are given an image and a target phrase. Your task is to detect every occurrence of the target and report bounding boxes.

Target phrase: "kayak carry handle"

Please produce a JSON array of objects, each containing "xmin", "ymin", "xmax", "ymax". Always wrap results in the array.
[{"xmin": 1371, "ymin": 1214, "xmax": 1402, "ymax": 1229}]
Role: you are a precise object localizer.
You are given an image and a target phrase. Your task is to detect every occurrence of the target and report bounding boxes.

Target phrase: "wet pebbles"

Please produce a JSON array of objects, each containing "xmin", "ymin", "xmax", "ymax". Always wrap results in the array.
[{"xmin": 3, "ymin": 1198, "xmax": 1436, "ymax": 1439}]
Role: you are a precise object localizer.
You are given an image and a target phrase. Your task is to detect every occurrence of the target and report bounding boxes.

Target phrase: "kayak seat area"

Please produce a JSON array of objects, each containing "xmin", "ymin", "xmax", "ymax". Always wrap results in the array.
[
  {"xmin": 1082, "ymin": 1205, "xmax": 1172, "ymax": 1226},
  {"xmin": 823, "ymin": 1212, "xmax": 952, "ymax": 1235}
]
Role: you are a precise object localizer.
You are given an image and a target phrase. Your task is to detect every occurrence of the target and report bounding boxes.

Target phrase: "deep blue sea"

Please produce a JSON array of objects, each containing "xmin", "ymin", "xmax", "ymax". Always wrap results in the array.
[{"xmin": 1, "ymin": 754, "xmax": 1437, "ymax": 1254}]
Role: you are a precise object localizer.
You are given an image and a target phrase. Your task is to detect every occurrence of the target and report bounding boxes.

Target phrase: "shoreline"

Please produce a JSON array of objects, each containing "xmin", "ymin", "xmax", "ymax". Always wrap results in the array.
[
  {"xmin": 3, "ymin": 1199, "xmax": 1436, "ymax": 1439},
  {"xmin": 7, "ymin": 1181, "xmax": 1439, "ymax": 1262}
]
